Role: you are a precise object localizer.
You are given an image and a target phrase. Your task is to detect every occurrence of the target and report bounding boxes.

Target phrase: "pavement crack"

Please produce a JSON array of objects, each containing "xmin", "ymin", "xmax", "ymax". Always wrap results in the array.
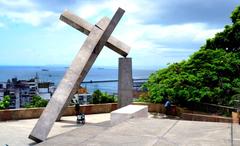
[
  {"xmin": 153, "ymin": 120, "xmax": 180, "ymax": 146},
  {"xmin": 160, "ymin": 120, "xmax": 179, "ymax": 138}
]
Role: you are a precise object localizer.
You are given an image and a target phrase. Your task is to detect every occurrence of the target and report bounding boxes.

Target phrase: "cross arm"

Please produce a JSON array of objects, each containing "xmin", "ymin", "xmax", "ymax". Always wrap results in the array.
[{"xmin": 60, "ymin": 10, "xmax": 130, "ymax": 57}]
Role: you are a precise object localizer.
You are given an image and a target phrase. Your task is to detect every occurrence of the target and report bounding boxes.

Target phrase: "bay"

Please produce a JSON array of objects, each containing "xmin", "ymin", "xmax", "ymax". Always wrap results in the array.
[{"xmin": 0, "ymin": 66, "xmax": 156, "ymax": 94}]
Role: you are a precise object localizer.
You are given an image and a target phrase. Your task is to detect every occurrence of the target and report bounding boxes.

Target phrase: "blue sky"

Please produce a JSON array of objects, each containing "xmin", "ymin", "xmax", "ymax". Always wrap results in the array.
[{"xmin": 0, "ymin": 0, "xmax": 239, "ymax": 69}]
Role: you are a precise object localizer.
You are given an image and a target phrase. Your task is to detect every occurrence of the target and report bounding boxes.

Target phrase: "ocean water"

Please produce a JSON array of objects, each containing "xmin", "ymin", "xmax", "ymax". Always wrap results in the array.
[{"xmin": 0, "ymin": 66, "xmax": 156, "ymax": 94}]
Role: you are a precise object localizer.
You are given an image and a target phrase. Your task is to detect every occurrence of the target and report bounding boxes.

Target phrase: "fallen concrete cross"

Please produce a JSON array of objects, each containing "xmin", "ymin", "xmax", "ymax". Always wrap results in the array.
[
  {"xmin": 29, "ymin": 8, "xmax": 130, "ymax": 142},
  {"xmin": 60, "ymin": 10, "xmax": 130, "ymax": 57}
]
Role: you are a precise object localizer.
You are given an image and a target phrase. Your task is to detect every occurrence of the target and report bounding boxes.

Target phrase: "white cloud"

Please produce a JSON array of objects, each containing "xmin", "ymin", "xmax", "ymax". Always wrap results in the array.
[
  {"xmin": 74, "ymin": 0, "xmax": 157, "ymax": 22},
  {"xmin": 0, "ymin": 0, "xmax": 59, "ymax": 26},
  {"xmin": 3, "ymin": 11, "xmax": 58, "ymax": 26},
  {"xmin": 69, "ymin": 0, "xmax": 224, "ymax": 67},
  {"xmin": 77, "ymin": 5, "xmax": 101, "ymax": 19},
  {"xmin": 0, "ymin": 0, "xmax": 34, "ymax": 8},
  {"xmin": 44, "ymin": 20, "xmax": 68, "ymax": 32},
  {"xmin": 132, "ymin": 23, "xmax": 221, "ymax": 46},
  {"xmin": 126, "ymin": 23, "xmax": 221, "ymax": 66},
  {"xmin": 0, "ymin": 0, "xmax": 228, "ymax": 68},
  {"xmin": 0, "ymin": 22, "xmax": 4, "ymax": 27},
  {"xmin": 73, "ymin": 0, "xmax": 222, "ymax": 47},
  {"xmin": 113, "ymin": 21, "xmax": 222, "ymax": 52}
]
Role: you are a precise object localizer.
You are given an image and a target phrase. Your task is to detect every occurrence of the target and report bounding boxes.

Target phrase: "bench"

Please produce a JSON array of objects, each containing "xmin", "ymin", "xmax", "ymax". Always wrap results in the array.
[{"xmin": 110, "ymin": 105, "xmax": 148, "ymax": 125}]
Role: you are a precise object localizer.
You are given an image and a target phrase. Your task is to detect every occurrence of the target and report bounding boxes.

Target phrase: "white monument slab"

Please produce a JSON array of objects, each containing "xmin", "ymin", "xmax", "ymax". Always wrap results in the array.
[{"xmin": 111, "ymin": 105, "xmax": 148, "ymax": 125}]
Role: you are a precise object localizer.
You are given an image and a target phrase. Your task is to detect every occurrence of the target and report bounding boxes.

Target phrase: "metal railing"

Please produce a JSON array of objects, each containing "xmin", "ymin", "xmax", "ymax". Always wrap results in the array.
[{"xmin": 81, "ymin": 78, "xmax": 148, "ymax": 84}]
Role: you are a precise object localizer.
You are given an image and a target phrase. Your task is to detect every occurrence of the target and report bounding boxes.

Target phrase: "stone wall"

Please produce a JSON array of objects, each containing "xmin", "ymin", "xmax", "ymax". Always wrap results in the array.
[{"xmin": 0, "ymin": 103, "xmax": 117, "ymax": 121}]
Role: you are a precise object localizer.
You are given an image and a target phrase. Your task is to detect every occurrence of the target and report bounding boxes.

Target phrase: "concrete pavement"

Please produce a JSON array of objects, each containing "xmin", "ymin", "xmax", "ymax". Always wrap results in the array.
[
  {"xmin": 0, "ymin": 113, "xmax": 239, "ymax": 146},
  {"xmin": 37, "ymin": 114, "xmax": 240, "ymax": 146},
  {"xmin": 0, "ymin": 114, "xmax": 110, "ymax": 146}
]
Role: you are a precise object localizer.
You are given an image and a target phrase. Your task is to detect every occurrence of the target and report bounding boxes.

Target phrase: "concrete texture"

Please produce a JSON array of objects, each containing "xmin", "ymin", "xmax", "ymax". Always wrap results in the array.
[
  {"xmin": 60, "ymin": 10, "xmax": 130, "ymax": 57},
  {"xmin": 111, "ymin": 105, "xmax": 148, "ymax": 125},
  {"xmin": 0, "ymin": 114, "xmax": 110, "ymax": 146},
  {"xmin": 36, "ymin": 115, "xmax": 240, "ymax": 146},
  {"xmin": 182, "ymin": 112, "xmax": 232, "ymax": 123},
  {"xmin": 118, "ymin": 58, "xmax": 133, "ymax": 107},
  {"xmin": 0, "ymin": 113, "xmax": 239, "ymax": 146},
  {"xmin": 29, "ymin": 8, "xmax": 125, "ymax": 142}
]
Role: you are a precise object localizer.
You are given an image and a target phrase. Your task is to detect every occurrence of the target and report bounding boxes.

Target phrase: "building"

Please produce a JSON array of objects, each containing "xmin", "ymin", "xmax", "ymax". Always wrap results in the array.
[
  {"xmin": 0, "ymin": 74, "xmax": 55, "ymax": 109},
  {"xmin": 73, "ymin": 93, "xmax": 93, "ymax": 105},
  {"xmin": 38, "ymin": 82, "xmax": 55, "ymax": 100},
  {"xmin": 72, "ymin": 86, "xmax": 92, "ymax": 105}
]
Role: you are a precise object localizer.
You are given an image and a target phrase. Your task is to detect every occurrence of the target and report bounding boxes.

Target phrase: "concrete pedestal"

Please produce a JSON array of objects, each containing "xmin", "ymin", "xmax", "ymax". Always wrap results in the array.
[
  {"xmin": 118, "ymin": 58, "xmax": 133, "ymax": 108},
  {"xmin": 111, "ymin": 105, "xmax": 148, "ymax": 125}
]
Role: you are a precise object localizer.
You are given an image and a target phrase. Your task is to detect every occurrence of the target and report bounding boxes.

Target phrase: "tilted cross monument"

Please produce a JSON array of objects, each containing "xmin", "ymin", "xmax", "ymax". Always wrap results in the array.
[{"xmin": 29, "ymin": 8, "xmax": 130, "ymax": 142}]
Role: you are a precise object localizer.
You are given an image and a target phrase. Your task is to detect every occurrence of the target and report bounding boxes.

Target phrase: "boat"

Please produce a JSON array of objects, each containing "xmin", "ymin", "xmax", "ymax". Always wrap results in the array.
[{"xmin": 41, "ymin": 69, "xmax": 49, "ymax": 71}]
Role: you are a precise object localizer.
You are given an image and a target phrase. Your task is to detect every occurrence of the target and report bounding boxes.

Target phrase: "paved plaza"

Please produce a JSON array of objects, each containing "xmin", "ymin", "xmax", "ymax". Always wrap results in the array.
[{"xmin": 0, "ymin": 113, "xmax": 239, "ymax": 146}]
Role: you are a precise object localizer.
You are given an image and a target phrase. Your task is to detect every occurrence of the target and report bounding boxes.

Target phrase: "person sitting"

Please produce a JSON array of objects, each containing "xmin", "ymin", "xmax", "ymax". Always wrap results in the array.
[{"xmin": 164, "ymin": 99, "xmax": 171, "ymax": 116}]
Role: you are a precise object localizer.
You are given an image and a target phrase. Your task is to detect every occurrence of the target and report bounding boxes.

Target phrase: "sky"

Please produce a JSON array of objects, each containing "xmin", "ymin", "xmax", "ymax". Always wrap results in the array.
[{"xmin": 0, "ymin": 0, "xmax": 239, "ymax": 69}]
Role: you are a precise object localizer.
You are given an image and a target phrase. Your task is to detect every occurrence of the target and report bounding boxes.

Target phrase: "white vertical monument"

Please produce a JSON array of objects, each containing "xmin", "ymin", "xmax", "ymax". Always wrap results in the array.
[{"xmin": 29, "ymin": 8, "xmax": 130, "ymax": 142}]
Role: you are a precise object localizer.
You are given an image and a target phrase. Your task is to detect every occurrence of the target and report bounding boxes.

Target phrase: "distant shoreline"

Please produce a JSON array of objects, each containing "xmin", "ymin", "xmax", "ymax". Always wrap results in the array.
[
  {"xmin": 0, "ymin": 66, "xmax": 156, "ymax": 93},
  {"xmin": 0, "ymin": 65, "xmax": 163, "ymax": 70}
]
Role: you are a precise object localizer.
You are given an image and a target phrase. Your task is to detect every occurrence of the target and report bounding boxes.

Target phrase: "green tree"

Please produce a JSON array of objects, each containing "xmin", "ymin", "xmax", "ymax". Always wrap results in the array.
[
  {"xmin": 143, "ymin": 5, "xmax": 240, "ymax": 106},
  {"xmin": 0, "ymin": 95, "xmax": 11, "ymax": 109},
  {"xmin": 231, "ymin": 6, "xmax": 240, "ymax": 23},
  {"xmin": 24, "ymin": 95, "xmax": 48, "ymax": 108},
  {"xmin": 91, "ymin": 89, "xmax": 116, "ymax": 104},
  {"xmin": 205, "ymin": 6, "xmax": 240, "ymax": 51}
]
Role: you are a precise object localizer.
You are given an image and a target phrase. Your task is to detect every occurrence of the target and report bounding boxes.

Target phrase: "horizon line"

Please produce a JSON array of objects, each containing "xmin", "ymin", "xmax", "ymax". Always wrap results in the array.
[{"xmin": 0, "ymin": 65, "xmax": 162, "ymax": 70}]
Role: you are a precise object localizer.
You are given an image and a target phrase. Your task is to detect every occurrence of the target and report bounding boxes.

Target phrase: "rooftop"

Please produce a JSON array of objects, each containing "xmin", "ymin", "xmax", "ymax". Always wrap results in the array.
[{"xmin": 0, "ymin": 113, "xmax": 239, "ymax": 146}]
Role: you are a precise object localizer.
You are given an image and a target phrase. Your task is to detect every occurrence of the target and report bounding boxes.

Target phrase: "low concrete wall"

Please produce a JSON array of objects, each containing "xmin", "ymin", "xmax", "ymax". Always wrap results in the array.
[
  {"xmin": 0, "ymin": 103, "xmax": 117, "ymax": 121},
  {"xmin": 232, "ymin": 112, "xmax": 240, "ymax": 124},
  {"xmin": 133, "ymin": 102, "xmax": 233, "ymax": 123},
  {"xmin": 132, "ymin": 102, "xmax": 183, "ymax": 116},
  {"xmin": 181, "ymin": 113, "xmax": 232, "ymax": 123},
  {"xmin": 0, "ymin": 102, "xmax": 235, "ymax": 123}
]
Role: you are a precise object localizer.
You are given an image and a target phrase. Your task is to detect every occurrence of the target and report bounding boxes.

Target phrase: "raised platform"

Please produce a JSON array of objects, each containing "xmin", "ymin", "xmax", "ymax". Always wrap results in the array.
[{"xmin": 110, "ymin": 105, "xmax": 148, "ymax": 125}]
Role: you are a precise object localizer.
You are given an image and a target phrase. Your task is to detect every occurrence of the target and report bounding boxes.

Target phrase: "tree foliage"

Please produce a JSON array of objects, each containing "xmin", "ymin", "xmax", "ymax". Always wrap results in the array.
[
  {"xmin": 205, "ymin": 6, "xmax": 240, "ymax": 51},
  {"xmin": 91, "ymin": 89, "xmax": 117, "ymax": 104},
  {"xmin": 231, "ymin": 6, "xmax": 240, "ymax": 24},
  {"xmin": 0, "ymin": 95, "xmax": 11, "ymax": 109},
  {"xmin": 24, "ymin": 95, "xmax": 48, "ymax": 108},
  {"xmin": 143, "ymin": 6, "xmax": 240, "ymax": 106}
]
